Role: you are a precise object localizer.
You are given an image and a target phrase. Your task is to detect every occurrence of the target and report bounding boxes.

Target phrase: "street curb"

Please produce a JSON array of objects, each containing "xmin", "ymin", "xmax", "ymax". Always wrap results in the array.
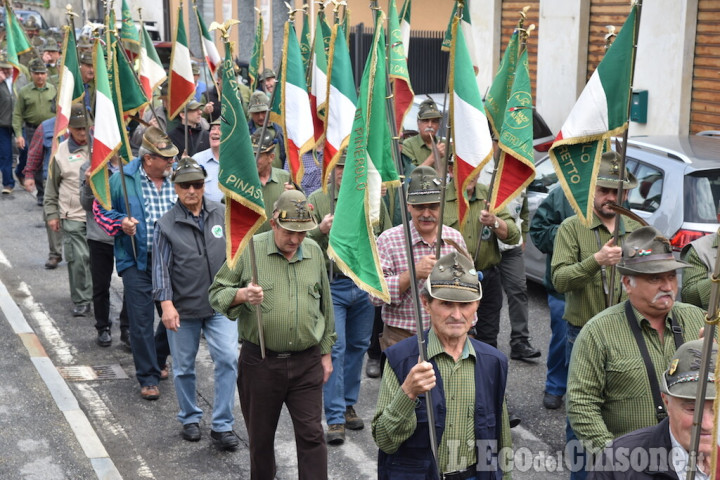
[{"xmin": 0, "ymin": 279, "xmax": 123, "ymax": 479}]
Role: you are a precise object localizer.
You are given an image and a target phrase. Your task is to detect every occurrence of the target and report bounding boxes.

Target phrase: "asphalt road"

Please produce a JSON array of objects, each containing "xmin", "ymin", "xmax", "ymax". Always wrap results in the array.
[{"xmin": 0, "ymin": 187, "xmax": 567, "ymax": 479}]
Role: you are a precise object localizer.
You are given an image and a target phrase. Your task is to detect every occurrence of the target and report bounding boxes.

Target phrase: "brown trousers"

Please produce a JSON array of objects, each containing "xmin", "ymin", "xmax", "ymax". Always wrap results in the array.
[
  {"xmin": 238, "ymin": 342, "xmax": 327, "ymax": 480},
  {"xmin": 379, "ymin": 324, "xmax": 414, "ymax": 352}
]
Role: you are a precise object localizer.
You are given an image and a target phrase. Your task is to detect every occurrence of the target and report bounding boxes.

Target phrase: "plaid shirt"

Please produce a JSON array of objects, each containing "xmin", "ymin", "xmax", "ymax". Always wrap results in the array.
[
  {"xmin": 372, "ymin": 222, "xmax": 468, "ymax": 332},
  {"xmin": 139, "ymin": 166, "xmax": 176, "ymax": 254}
]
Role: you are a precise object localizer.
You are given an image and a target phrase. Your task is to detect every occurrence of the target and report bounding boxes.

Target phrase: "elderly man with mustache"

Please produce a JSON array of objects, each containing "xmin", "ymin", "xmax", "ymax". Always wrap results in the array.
[
  {"xmin": 566, "ymin": 226, "xmax": 709, "ymax": 478},
  {"xmin": 372, "ymin": 166, "xmax": 468, "ymax": 351}
]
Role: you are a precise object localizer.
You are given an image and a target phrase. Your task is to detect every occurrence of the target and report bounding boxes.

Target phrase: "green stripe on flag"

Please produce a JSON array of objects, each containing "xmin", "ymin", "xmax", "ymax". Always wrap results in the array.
[{"xmin": 328, "ymin": 10, "xmax": 399, "ymax": 302}]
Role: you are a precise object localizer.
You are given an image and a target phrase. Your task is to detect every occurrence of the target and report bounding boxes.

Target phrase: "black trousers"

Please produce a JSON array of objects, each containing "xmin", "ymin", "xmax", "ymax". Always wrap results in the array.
[
  {"xmin": 475, "ymin": 266, "xmax": 503, "ymax": 348},
  {"xmin": 367, "ymin": 306, "xmax": 383, "ymax": 360},
  {"xmin": 88, "ymin": 239, "xmax": 129, "ymax": 333}
]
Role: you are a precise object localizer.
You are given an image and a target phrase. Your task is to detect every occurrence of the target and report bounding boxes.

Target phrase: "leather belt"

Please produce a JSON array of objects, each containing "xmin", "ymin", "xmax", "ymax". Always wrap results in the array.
[
  {"xmin": 243, "ymin": 341, "xmax": 317, "ymax": 359},
  {"xmin": 442, "ymin": 464, "xmax": 477, "ymax": 480}
]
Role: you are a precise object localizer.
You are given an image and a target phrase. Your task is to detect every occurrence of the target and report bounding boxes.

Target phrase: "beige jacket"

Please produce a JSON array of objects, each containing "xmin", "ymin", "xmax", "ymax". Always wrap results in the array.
[{"xmin": 44, "ymin": 140, "xmax": 88, "ymax": 222}]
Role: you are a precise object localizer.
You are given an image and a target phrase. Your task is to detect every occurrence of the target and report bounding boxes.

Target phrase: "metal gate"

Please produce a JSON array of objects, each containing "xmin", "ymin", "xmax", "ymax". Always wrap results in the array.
[{"xmin": 349, "ymin": 25, "xmax": 448, "ymax": 95}]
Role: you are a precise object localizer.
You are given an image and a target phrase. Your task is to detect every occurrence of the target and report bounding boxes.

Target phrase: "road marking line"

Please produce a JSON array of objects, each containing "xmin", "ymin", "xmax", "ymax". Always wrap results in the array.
[{"xmin": 0, "ymin": 273, "xmax": 124, "ymax": 480}]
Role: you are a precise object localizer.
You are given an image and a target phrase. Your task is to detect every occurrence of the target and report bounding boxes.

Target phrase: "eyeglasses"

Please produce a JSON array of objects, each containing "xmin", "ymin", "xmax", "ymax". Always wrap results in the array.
[
  {"xmin": 177, "ymin": 181, "xmax": 205, "ymax": 190},
  {"xmin": 152, "ymin": 155, "xmax": 175, "ymax": 163}
]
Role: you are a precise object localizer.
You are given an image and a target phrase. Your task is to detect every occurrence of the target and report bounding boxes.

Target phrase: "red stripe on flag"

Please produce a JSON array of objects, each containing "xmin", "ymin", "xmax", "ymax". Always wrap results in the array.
[
  {"xmin": 495, "ymin": 158, "xmax": 534, "ymax": 207},
  {"xmin": 228, "ymin": 200, "xmax": 262, "ymax": 256},
  {"xmin": 393, "ymin": 78, "xmax": 413, "ymax": 133},
  {"xmin": 310, "ymin": 94, "xmax": 324, "ymax": 143},
  {"xmin": 455, "ymin": 156, "xmax": 476, "ymax": 227},
  {"xmin": 92, "ymin": 141, "xmax": 113, "ymax": 171},
  {"xmin": 323, "ymin": 142, "xmax": 338, "ymax": 173},
  {"xmin": 169, "ymin": 72, "xmax": 195, "ymax": 116},
  {"xmin": 287, "ymin": 139, "xmax": 304, "ymax": 186}
]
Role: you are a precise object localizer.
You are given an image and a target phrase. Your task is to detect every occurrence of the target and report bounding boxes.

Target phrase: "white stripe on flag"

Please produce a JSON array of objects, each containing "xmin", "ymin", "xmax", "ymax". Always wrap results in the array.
[
  {"xmin": 366, "ymin": 154, "xmax": 382, "ymax": 224},
  {"xmin": 285, "ymin": 82, "xmax": 314, "ymax": 146},
  {"xmin": 560, "ymin": 73, "xmax": 609, "ymax": 138},
  {"xmin": 203, "ymin": 38, "xmax": 221, "ymax": 66},
  {"xmin": 94, "ymin": 93, "xmax": 121, "ymax": 147},
  {"xmin": 312, "ymin": 61, "xmax": 327, "ymax": 108},
  {"xmin": 453, "ymin": 92, "xmax": 493, "ymax": 166},
  {"xmin": 173, "ymin": 42, "xmax": 194, "ymax": 83},
  {"xmin": 325, "ymin": 84, "xmax": 356, "ymax": 150}
]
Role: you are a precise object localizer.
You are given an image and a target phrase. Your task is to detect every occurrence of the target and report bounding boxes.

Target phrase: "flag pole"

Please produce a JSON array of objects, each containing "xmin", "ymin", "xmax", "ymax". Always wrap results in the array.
[
  {"xmin": 606, "ymin": 0, "xmax": 643, "ymax": 308},
  {"xmin": 381, "ymin": 1, "xmax": 440, "ymax": 475},
  {"xmin": 248, "ymin": 58, "xmax": 282, "ymax": 360},
  {"xmin": 687, "ymin": 228, "xmax": 720, "ymax": 480}
]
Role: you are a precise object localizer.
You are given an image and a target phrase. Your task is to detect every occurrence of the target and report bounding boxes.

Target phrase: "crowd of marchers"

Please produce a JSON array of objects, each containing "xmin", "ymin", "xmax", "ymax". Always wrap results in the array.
[{"xmin": 1, "ymin": 19, "xmax": 719, "ymax": 480}]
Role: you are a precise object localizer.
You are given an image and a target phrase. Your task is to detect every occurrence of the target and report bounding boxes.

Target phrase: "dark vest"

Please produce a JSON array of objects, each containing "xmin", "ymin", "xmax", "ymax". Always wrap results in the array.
[
  {"xmin": 156, "ymin": 200, "xmax": 226, "ymax": 318},
  {"xmin": 41, "ymin": 117, "xmax": 55, "ymax": 179},
  {"xmin": 378, "ymin": 333, "xmax": 508, "ymax": 480},
  {"xmin": 0, "ymin": 80, "xmax": 13, "ymax": 127}
]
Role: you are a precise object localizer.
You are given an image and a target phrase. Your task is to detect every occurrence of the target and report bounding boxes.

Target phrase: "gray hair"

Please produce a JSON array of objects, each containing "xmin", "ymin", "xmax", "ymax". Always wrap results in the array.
[
  {"xmin": 419, "ymin": 283, "xmax": 432, "ymax": 301},
  {"xmin": 622, "ymin": 275, "xmax": 637, "ymax": 291},
  {"xmin": 138, "ymin": 146, "xmax": 153, "ymax": 164}
]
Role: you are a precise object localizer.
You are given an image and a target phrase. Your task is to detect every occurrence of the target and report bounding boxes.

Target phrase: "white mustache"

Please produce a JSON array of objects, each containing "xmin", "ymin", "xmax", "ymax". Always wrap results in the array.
[
  {"xmin": 418, "ymin": 216, "xmax": 436, "ymax": 223},
  {"xmin": 651, "ymin": 290, "xmax": 676, "ymax": 304}
]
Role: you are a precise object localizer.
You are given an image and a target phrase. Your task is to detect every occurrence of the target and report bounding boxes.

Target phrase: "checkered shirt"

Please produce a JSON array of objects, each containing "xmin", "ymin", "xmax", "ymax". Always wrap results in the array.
[
  {"xmin": 139, "ymin": 166, "xmax": 176, "ymax": 253},
  {"xmin": 372, "ymin": 222, "xmax": 469, "ymax": 332}
]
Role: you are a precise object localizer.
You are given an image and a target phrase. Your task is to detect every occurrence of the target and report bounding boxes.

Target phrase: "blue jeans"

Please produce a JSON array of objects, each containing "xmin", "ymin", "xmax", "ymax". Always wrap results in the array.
[
  {"xmin": 566, "ymin": 323, "xmax": 582, "ymax": 366},
  {"xmin": 167, "ymin": 312, "xmax": 239, "ymax": 431},
  {"xmin": 544, "ymin": 295, "xmax": 568, "ymax": 397},
  {"xmin": 323, "ymin": 277, "xmax": 374, "ymax": 425},
  {"xmin": 0, "ymin": 126, "xmax": 13, "ymax": 188},
  {"xmin": 565, "ymin": 322, "xmax": 586, "ymax": 480},
  {"xmin": 121, "ymin": 266, "xmax": 168, "ymax": 386}
]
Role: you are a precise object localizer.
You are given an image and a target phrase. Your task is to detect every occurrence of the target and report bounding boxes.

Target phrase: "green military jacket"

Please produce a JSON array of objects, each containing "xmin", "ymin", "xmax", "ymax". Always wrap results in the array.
[
  {"xmin": 551, "ymin": 214, "xmax": 642, "ymax": 327},
  {"xmin": 12, "ymin": 81, "xmax": 56, "ymax": 137},
  {"xmin": 442, "ymin": 182, "xmax": 520, "ymax": 271},
  {"xmin": 209, "ymin": 231, "xmax": 336, "ymax": 354}
]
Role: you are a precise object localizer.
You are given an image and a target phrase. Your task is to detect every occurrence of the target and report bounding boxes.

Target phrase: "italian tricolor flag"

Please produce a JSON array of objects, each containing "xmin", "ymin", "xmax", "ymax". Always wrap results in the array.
[
  {"xmin": 54, "ymin": 26, "xmax": 84, "ymax": 149},
  {"xmin": 90, "ymin": 41, "xmax": 122, "ymax": 210},
  {"xmin": 194, "ymin": 5, "xmax": 220, "ymax": 76},
  {"xmin": 449, "ymin": 16, "xmax": 493, "ymax": 231},
  {"xmin": 271, "ymin": 22, "xmax": 314, "ymax": 185},
  {"xmin": 322, "ymin": 24, "xmax": 356, "ymax": 190},
  {"xmin": 138, "ymin": 23, "xmax": 167, "ymax": 102},
  {"xmin": 549, "ymin": 3, "xmax": 637, "ymax": 225},
  {"xmin": 168, "ymin": 6, "xmax": 195, "ymax": 120}
]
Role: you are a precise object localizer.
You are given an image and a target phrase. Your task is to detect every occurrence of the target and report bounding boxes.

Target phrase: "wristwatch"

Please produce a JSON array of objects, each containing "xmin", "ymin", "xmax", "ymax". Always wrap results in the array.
[{"xmin": 491, "ymin": 218, "xmax": 500, "ymax": 230}]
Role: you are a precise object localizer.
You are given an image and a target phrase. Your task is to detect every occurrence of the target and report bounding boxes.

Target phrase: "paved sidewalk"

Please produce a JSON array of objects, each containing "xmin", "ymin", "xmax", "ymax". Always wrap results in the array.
[{"xmin": 0, "ymin": 279, "xmax": 121, "ymax": 480}]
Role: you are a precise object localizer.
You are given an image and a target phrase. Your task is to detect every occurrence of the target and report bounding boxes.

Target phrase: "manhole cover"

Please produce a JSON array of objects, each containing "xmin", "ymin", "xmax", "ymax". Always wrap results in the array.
[{"xmin": 57, "ymin": 364, "xmax": 128, "ymax": 381}]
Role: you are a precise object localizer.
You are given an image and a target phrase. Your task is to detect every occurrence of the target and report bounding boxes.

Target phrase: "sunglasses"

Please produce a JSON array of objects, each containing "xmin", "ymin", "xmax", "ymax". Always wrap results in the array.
[
  {"xmin": 152, "ymin": 155, "xmax": 175, "ymax": 163},
  {"xmin": 177, "ymin": 182, "xmax": 205, "ymax": 190}
]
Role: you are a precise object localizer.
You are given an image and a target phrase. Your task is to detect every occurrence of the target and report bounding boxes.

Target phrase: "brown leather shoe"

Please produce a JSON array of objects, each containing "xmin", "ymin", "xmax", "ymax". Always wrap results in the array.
[
  {"xmin": 326, "ymin": 424, "xmax": 345, "ymax": 446},
  {"xmin": 44, "ymin": 257, "xmax": 61, "ymax": 269},
  {"xmin": 140, "ymin": 385, "xmax": 160, "ymax": 400},
  {"xmin": 160, "ymin": 364, "xmax": 169, "ymax": 381}
]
